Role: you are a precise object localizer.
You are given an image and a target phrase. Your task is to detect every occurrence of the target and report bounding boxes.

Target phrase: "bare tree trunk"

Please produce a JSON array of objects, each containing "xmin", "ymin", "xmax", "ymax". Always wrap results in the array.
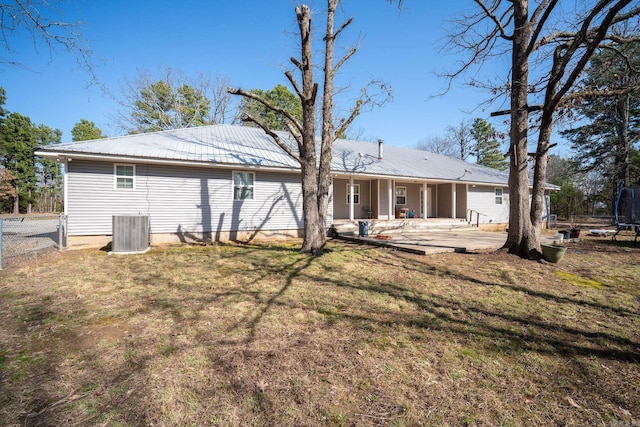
[
  {"xmin": 295, "ymin": 5, "xmax": 324, "ymax": 255},
  {"xmin": 505, "ymin": 0, "xmax": 536, "ymax": 257},
  {"xmin": 13, "ymin": 184, "xmax": 19, "ymax": 214},
  {"xmin": 531, "ymin": 115, "xmax": 552, "ymax": 244},
  {"xmin": 615, "ymin": 94, "xmax": 631, "ymax": 185},
  {"xmin": 317, "ymin": 0, "xmax": 340, "ymax": 253}
]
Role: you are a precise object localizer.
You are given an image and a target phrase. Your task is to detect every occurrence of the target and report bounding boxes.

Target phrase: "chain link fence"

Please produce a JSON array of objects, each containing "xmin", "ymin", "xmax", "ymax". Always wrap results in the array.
[{"xmin": 0, "ymin": 214, "xmax": 67, "ymax": 269}]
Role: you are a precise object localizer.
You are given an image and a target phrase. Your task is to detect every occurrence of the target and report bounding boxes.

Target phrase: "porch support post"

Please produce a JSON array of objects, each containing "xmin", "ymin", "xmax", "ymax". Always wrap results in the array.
[
  {"xmin": 423, "ymin": 182, "xmax": 428, "ymax": 219},
  {"xmin": 388, "ymin": 179, "xmax": 393, "ymax": 219},
  {"xmin": 349, "ymin": 176, "xmax": 354, "ymax": 221},
  {"xmin": 63, "ymin": 158, "xmax": 69, "ymax": 215},
  {"xmin": 452, "ymin": 184, "xmax": 457, "ymax": 220}
]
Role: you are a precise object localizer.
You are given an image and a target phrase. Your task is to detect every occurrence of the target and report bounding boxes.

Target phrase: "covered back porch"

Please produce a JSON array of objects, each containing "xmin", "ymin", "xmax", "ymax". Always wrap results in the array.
[{"xmin": 332, "ymin": 176, "xmax": 469, "ymax": 221}]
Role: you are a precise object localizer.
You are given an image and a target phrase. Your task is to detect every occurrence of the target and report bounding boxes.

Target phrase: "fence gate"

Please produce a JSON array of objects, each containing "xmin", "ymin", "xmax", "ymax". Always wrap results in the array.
[{"xmin": 0, "ymin": 214, "xmax": 67, "ymax": 269}]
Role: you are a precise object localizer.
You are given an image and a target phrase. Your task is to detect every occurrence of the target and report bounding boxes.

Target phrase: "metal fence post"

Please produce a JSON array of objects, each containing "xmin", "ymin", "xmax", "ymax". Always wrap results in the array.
[
  {"xmin": 0, "ymin": 219, "xmax": 3, "ymax": 270},
  {"xmin": 58, "ymin": 213, "xmax": 63, "ymax": 250}
]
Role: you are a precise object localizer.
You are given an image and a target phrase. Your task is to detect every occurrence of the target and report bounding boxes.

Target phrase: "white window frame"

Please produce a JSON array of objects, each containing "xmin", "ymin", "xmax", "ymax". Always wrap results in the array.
[
  {"xmin": 114, "ymin": 164, "xmax": 135, "ymax": 190},
  {"xmin": 346, "ymin": 183, "xmax": 360, "ymax": 205},
  {"xmin": 495, "ymin": 188, "xmax": 503, "ymax": 205},
  {"xmin": 233, "ymin": 171, "xmax": 255, "ymax": 201},
  {"xmin": 396, "ymin": 186, "xmax": 407, "ymax": 205}
]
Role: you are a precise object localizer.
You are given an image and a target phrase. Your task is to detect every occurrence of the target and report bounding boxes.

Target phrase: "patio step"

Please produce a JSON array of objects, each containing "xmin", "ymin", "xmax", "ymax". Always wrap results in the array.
[{"xmin": 331, "ymin": 219, "xmax": 478, "ymax": 237}]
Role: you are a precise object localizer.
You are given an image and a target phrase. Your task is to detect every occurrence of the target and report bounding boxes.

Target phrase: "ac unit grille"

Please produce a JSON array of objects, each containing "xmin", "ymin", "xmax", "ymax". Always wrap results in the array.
[{"xmin": 112, "ymin": 215, "xmax": 150, "ymax": 253}]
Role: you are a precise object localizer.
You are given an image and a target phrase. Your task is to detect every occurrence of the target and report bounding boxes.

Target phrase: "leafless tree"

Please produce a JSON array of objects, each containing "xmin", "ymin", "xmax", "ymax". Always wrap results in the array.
[
  {"xmin": 445, "ymin": 119, "xmax": 473, "ymax": 160},
  {"xmin": 115, "ymin": 67, "xmax": 235, "ymax": 133},
  {"xmin": 415, "ymin": 135, "xmax": 457, "ymax": 158},
  {"xmin": 198, "ymin": 72, "xmax": 237, "ymax": 125},
  {"xmin": 447, "ymin": 0, "xmax": 640, "ymax": 258},
  {"xmin": 230, "ymin": 1, "xmax": 391, "ymax": 254},
  {"xmin": 0, "ymin": 0, "xmax": 95, "ymax": 80}
]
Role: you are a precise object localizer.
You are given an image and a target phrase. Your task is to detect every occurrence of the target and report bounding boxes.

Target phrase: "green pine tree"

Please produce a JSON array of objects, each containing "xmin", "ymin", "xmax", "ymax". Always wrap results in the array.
[
  {"xmin": 71, "ymin": 119, "xmax": 105, "ymax": 141},
  {"xmin": 238, "ymin": 84, "xmax": 303, "ymax": 131},
  {"xmin": 0, "ymin": 112, "xmax": 38, "ymax": 213},
  {"xmin": 471, "ymin": 118, "xmax": 508, "ymax": 171}
]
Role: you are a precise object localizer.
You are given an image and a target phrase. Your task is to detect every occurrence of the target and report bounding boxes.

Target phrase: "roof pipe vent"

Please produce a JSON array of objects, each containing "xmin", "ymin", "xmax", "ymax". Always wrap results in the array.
[{"xmin": 378, "ymin": 139, "xmax": 384, "ymax": 160}]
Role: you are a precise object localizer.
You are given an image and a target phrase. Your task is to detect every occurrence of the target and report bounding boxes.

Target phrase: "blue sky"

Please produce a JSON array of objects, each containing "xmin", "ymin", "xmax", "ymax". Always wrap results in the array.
[{"xmin": 2, "ymin": 0, "xmax": 531, "ymax": 150}]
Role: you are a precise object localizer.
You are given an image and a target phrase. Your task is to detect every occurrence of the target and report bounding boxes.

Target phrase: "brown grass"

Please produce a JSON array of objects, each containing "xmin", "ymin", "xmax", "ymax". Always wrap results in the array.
[{"xmin": 0, "ymin": 235, "xmax": 639, "ymax": 426}]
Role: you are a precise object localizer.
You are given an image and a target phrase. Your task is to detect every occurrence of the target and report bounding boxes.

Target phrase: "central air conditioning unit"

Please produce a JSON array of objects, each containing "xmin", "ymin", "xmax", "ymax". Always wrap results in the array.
[{"xmin": 111, "ymin": 215, "xmax": 150, "ymax": 253}]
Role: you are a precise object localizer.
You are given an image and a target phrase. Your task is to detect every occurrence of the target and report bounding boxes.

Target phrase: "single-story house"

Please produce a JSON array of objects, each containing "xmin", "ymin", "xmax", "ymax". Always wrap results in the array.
[{"xmin": 35, "ymin": 124, "xmax": 552, "ymax": 247}]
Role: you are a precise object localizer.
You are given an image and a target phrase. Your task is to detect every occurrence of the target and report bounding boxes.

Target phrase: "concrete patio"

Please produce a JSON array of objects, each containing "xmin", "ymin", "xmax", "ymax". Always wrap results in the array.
[{"xmin": 336, "ymin": 230, "xmax": 561, "ymax": 255}]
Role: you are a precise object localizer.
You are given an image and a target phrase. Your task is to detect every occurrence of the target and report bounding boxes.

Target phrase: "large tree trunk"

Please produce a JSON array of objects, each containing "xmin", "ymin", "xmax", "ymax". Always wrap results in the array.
[
  {"xmin": 614, "ymin": 94, "xmax": 631, "ymax": 185},
  {"xmin": 531, "ymin": 115, "xmax": 552, "ymax": 245},
  {"xmin": 295, "ymin": 4, "xmax": 325, "ymax": 255},
  {"xmin": 13, "ymin": 185, "xmax": 19, "ymax": 214},
  {"xmin": 505, "ymin": 0, "xmax": 536, "ymax": 257},
  {"xmin": 317, "ymin": 0, "xmax": 339, "ymax": 253}
]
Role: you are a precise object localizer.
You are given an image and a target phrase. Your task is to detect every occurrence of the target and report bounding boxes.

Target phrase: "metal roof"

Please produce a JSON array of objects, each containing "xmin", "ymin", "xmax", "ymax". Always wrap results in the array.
[{"xmin": 36, "ymin": 124, "xmax": 517, "ymax": 186}]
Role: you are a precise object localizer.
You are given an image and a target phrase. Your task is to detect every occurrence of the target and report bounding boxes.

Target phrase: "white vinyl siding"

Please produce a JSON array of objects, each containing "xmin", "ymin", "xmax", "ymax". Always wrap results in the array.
[
  {"xmin": 66, "ymin": 160, "xmax": 303, "ymax": 236},
  {"xmin": 467, "ymin": 185, "xmax": 509, "ymax": 224}
]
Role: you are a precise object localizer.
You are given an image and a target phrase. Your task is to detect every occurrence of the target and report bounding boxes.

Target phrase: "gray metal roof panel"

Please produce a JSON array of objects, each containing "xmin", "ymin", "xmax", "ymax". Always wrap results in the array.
[
  {"xmin": 38, "ymin": 124, "xmax": 518, "ymax": 186},
  {"xmin": 331, "ymin": 138, "xmax": 511, "ymax": 185},
  {"xmin": 43, "ymin": 125, "xmax": 300, "ymax": 169}
]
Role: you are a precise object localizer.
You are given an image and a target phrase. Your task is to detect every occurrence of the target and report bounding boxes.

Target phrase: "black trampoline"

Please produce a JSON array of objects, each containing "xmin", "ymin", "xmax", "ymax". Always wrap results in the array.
[{"xmin": 613, "ymin": 182, "xmax": 640, "ymax": 246}]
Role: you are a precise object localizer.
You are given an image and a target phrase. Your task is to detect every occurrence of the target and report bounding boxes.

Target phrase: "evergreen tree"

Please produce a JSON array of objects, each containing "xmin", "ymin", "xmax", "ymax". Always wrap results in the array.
[
  {"xmin": 563, "ymin": 43, "xmax": 640, "ymax": 187},
  {"xmin": 129, "ymin": 80, "xmax": 211, "ymax": 133},
  {"xmin": 71, "ymin": 119, "xmax": 105, "ymax": 141},
  {"xmin": 471, "ymin": 118, "xmax": 508, "ymax": 170},
  {"xmin": 34, "ymin": 125, "xmax": 63, "ymax": 212},
  {"xmin": 0, "ymin": 112, "xmax": 37, "ymax": 213},
  {"xmin": 237, "ymin": 84, "xmax": 302, "ymax": 131}
]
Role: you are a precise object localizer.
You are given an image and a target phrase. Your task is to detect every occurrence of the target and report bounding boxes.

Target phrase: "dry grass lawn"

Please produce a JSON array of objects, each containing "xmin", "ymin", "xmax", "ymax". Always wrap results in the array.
[{"xmin": 0, "ymin": 235, "xmax": 639, "ymax": 426}]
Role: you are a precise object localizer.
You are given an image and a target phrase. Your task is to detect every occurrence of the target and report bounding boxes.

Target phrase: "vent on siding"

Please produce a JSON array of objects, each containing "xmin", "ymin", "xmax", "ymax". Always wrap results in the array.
[{"xmin": 112, "ymin": 215, "xmax": 150, "ymax": 253}]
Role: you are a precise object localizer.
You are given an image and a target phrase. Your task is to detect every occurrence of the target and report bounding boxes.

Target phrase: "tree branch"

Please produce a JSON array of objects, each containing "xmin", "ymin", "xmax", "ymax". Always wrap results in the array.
[
  {"xmin": 549, "ymin": 0, "xmax": 634, "ymax": 111},
  {"xmin": 284, "ymin": 70, "xmax": 304, "ymax": 99},
  {"xmin": 333, "ymin": 46, "xmax": 357, "ymax": 75},
  {"xmin": 473, "ymin": 0, "xmax": 513, "ymax": 40},
  {"xmin": 241, "ymin": 113, "xmax": 301, "ymax": 163},
  {"xmin": 527, "ymin": 0, "xmax": 558, "ymax": 55},
  {"xmin": 228, "ymin": 87, "xmax": 303, "ymax": 135}
]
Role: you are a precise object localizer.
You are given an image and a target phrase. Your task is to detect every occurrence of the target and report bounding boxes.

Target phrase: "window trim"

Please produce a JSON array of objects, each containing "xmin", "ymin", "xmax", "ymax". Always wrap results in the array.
[
  {"xmin": 395, "ymin": 186, "xmax": 407, "ymax": 205},
  {"xmin": 495, "ymin": 187, "xmax": 503, "ymax": 205},
  {"xmin": 346, "ymin": 183, "xmax": 360, "ymax": 205},
  {"xmin": 114, "ymin": 164, "xmax": 135, "ymax": 190},
  {"xmin": 233, "ymin": 171, "xmax": 255, "ymax": 201}
]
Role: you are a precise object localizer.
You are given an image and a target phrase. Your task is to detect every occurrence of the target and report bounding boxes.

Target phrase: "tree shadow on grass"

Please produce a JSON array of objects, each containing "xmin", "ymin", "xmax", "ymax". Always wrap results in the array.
[{"xmin": 3, "ymin": 243, "xmax": 638, "ymax": 426}]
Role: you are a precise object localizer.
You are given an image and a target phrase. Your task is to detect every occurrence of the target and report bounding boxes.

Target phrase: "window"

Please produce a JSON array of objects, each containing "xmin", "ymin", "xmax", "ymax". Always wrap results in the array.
[
  {"xmin": 115, "ymin": 164, "xmax": 135, "ymax": 189},
  {"xmin": 346, "ymin": 183, "xmax": 360, "ymax": 204},
  {"xmin": 233, "ymin": 171, "xmax": 254, "ymax": 200},
  {"xmin": 495, "ymin": 188, "xmax": 503, "ymax": 205},
  {"xmin": 396, "ymin": 186, "xmax": 407, "ymax": 205}
]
